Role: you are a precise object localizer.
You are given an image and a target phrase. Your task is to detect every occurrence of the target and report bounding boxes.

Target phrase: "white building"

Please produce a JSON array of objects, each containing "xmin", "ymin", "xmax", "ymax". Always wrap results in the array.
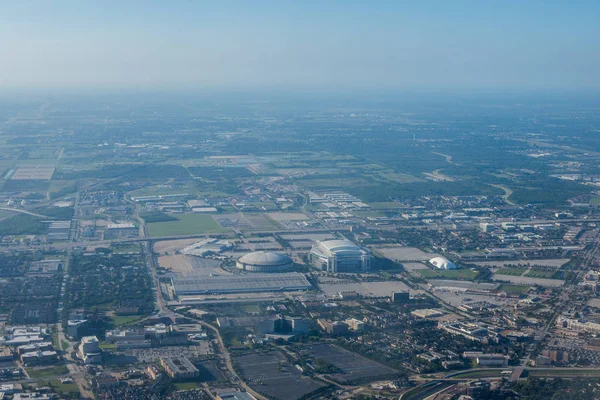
[
  {"xmin": 429, "ymin": 256, "xmax": 458, "ymax": 270},
  {"xmin": 78, "ymin": 336, "xmax": 102, "ymax": 364},
  {"xmin": 310, "ymin": 239, "xmax": 370, "ymax": 273}
]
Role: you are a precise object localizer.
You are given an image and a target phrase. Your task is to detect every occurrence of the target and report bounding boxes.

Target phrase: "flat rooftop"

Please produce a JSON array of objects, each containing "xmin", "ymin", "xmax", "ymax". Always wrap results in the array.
[{"xmin": 172, "ymin": 272, "xmax": 312, "ymax": 295}]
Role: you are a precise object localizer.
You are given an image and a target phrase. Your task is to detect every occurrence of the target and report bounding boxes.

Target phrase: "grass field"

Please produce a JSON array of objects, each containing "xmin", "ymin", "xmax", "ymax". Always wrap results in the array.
[
  {"xmin": 590, "ymin": 197, "xmax": 600, "ymax": 205},
  {"xmin": 147, "ymin": 214, "xmax": 229, "ymax": 236},
  {"xmin": 448, "ymin": 369, "xmax": 507, "ymax": 379},
  {"xmin": 174, "ymin": 382, "xmax": 201, "ymax": 390},
  {"xmin": 496, "ymin": 267, "xmax": 525, "ymax": 276},
  {"xmin": 528, "ymin": 369, "xmax": 600, "ymax": 377},
  {"xmin": 525, "ymin": 269, "xmax": 556, "ymax": 278},
  {"xmin": 50, "ymin": 379, "xmax": 80, "ymax": 395},
  {"xmin": 26, "ymin": 365, "xmax": 69, "ymax": 378},
  {"xmin": 99, "ymin": 342, "xmax": 116, "ymax": 350},
  {"xmin": 499, "ymin": 284, "xmax": 530, "ymax": 293},
  {"xmin": 109, "ymin": 314, "xmax": 143, "ymax": 326},
  {"xmin": 417, "ymin": 268, "xmax": 479, "ymax": 280},
  {"xmin": 110, "ymin": 243, "xmax": 142, "ymax": 254},
  {"xmin": 241, "ymin": 304, "xmax": 261, "ymax": 314}
]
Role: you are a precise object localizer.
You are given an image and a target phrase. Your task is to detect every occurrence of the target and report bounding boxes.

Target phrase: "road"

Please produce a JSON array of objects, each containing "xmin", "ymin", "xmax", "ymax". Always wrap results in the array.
[
  {"xmin": 55, "ymin": 192, "xmax": 96, "ymax": 399},
  {"xmin": 0, "ymin": 206, "xmax": 50, "ymax": 218},
  {"xmin": 490, "ymin": 184, "xmax": 516, "ymax": 206},
  {"xmin": 197, "ymin": 320, "xmax": 268, "ymax": 400}
]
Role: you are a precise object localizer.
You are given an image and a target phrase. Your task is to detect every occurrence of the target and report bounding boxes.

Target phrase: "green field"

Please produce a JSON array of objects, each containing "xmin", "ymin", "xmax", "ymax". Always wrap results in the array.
[
  {"xmin": 50, "ymin": 379, "xmax": 80, "ymax": 395},
  {"xmin": 448, "ymin": 369, "xmax": 507, "ymax": 379},
  {"xmin": 99, "ymin": 342, "xmax": 116, "ymax": 350},
  {"xmin": 496, "ymin": 267, "xmax": 525, "ymax": 276},
  {"xmin": 525, "ymin": 269, "xmax": 556, "ymax": 278},
  {"xmin": 109, "ymin": 314, "xmax": 143, "ymax": 326},
  {"xmin": 528, "ymin": 369, "xmax": 600, "ymax": 377},
  {"xmin": 417, "ymin": 268, "xmax": 479, "ymax": 280},
  {"xmin": 146, "ymin": 214, "xmax": 230, "ymax": 236},
  {"xmin": 26, "ymin": 365, "xmax": 69, "ymax": 378},
  {"xmin": 174, "ymin": 382, "xmax": 201, "ymax": 390},
  {"xmin": 110, "ymin": 243, "xmax": 142, "ymax": 254},
  {"xmin": 590, "ymin": 197, "xmax": 600, "ymax": 205},
  {"xmin": 499, "ymin": 284, "xmax": 530, "ymax": 293}
]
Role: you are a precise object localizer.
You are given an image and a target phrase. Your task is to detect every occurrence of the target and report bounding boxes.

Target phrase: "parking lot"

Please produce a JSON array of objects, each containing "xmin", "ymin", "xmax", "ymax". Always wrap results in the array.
[
  {"xmin": 234, "ymin": 352, "xmax": 326, "ymax": 400},
  {"xmin": 301, "ymin": 344, "xmax": 399, "ymax": 384}
]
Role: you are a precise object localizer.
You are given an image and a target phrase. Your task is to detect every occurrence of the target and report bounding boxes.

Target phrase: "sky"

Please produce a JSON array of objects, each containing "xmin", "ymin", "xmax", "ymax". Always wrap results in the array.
[{"xmin": 0, "ymin": 1, "xmax": 599, "ymax": 91}]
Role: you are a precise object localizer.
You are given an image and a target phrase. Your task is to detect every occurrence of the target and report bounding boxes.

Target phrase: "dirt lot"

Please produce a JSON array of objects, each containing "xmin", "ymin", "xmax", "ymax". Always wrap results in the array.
[{"xmin": 371, "ymin": 245, "xmax": 440, "ymax": 262}]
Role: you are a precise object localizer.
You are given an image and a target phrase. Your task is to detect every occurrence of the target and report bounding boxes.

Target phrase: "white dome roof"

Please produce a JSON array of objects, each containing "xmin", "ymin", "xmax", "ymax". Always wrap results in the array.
[
  {"xmin": 429, "ymin": 256, "xmax": 458, "ymax": 270},
  {"xmin": 237, "ymin": 251, "xmax": 292, "ymax": 267}
]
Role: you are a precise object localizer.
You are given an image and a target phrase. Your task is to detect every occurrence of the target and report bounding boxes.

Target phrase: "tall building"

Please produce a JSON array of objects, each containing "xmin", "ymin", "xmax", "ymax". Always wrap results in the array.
[
  {"xmin": 78, "ymin": 336, "xmax": 102, "ymax": 364},
  {"xmin": 310, "ymin": 239, "xmax": 370, "ymax": 273}
]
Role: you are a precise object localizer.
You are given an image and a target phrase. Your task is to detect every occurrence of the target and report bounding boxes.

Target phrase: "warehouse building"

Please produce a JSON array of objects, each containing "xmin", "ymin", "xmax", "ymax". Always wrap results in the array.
[{"xmin": 171, "ymin": 272, "xmax": 311, "ymax": 295}]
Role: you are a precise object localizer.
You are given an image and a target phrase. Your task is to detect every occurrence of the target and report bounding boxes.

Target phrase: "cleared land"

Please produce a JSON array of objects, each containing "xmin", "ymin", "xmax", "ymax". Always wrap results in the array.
[
  {"xmin": 146, "ymin": 214, "xmax": 230, "ymax": 236},
  {"xmin": 491, "ymin": 273, "xmax": 564, "ymax": 287},
  {"xmin": 417, "ymin": 268, "xmax": 480, "ymax": 280},
  {"xmin": 472, "ymin": 259, "xmax": 569, "ymax": 268},
  {"xmin": 318, "ymin": 277, "xmax": 410, "ymax": 297},
  {"xmin": 11, "ymin": 165, "xmax": 55, "ymax": 180},
  {"xmin": 267, "ymin": 212, "xmax": 309, "ymax": 222},
  {"xmin": 234, "ymin": 352, "xmax": 327, "ymax": 400},
  {"xmin": 371, "ymin": 246, "xmax": 440, "ymax": 262}
]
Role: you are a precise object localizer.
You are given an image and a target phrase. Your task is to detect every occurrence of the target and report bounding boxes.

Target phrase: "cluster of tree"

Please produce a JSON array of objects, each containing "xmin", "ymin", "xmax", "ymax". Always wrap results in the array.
[
  {"xmin": 140, "ymin": 211, "xmax": 178, "ymax": 223},
  {"xmin": 512, "ymin": 377, "xmax": 600, "ymax": 400},
  {"xmin": 0, "ymin": 214, "xmax": 47, "ymax": 236},
  {"xmin": 63, "ymin": 253, "xmax": 154, "ymax": 315}
]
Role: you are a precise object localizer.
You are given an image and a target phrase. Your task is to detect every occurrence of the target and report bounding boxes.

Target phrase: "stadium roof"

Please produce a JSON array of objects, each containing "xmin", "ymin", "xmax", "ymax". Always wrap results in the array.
[
  {"xmin": 237, "ymin": 251, "xmax": 292, "ymax": 266},
  {"xmin": 313, "ymin": 239, "xmax": 368, "ymax": 257},
  {"xmin": 429, "ymin": 256, "xmax": 458, "ymax": 270}
]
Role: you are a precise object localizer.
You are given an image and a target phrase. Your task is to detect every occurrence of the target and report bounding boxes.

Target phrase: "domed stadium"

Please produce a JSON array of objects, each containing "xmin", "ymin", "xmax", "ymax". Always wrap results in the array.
[
  {"xmin": 429, "ymin": 256, "xmax": 458, "ymax": 270},
  {"xmin": 310, "ymin": 239, "xmax": 371, "ymax": 273},
  {"xmin": 236, "ymin": 251, "xmax": 294, "ymax": 273}
]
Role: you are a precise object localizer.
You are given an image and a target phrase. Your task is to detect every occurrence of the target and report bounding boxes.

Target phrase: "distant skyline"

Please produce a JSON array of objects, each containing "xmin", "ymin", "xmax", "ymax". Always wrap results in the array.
[{"xmin": 1, "ymin": 1, "xmax": 599, "ymax": 91}]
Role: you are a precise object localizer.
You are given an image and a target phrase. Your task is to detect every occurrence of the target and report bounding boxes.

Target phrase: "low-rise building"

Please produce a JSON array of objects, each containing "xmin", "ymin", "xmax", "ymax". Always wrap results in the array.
[
  {"xmin": 476, "ymin": 354, "xmax": 508, "ymax": 367},
  {"xmin": 345, "ymin": 318, "xmax": 365, "ymax": 332},
  {"xmin": 160, "ymin": 356, "xmax": 199, "ymax": 380},
  {"xmin": 105, "ymin": 329, "xmax": 145, "ymax": 343}
]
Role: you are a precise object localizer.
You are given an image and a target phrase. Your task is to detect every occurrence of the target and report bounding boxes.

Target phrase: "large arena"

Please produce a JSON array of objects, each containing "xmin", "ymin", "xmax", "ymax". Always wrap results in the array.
[
  {"xmin": 236, "ymin": 251, "xmax": 294, "ymax": 273},
  {"xmin": 310, "ymin": 239, "xmax": 371, "ymax": 273}
]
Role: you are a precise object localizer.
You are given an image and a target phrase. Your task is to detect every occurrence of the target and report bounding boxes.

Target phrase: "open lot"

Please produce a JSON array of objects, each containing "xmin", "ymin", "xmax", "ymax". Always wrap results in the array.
[
  {"xmin": 417, "ymin": 268, "xmax": 480, "ymax": 280},
  {"xmin": 146, "ymin": 214, "xmax": 230, "ymax": 236},
  {"xmin": 371, "ymin": 246, "xmax": 439, "ymax": 262},
  {"xmin": 472, "ymin": 259, "xmax": 569, "ymax": 268},
  {"xmin": 301, "ymin": 344, "xmax": 399, "ymax": 384},
  {"xmin": 491, "ymin": 273, "xmax": 564, "ymax": 287},
  {"xmin": 234, "ymin": 352, "xmax": 327, "ymax": 400},
  {"xmin": 11, "ymin": 165, "xmax": 55, "ymax": 180},
  {"xmin": 158, "ymin": 254, "xmax": 225, "ymax": 276},
  {"xmin": 318, "ymin": 277, "xmax": 410, "ymax": 298},
  {"xmin": 267, "ymin": 212, "xmax": 309, "ymax": 222}
]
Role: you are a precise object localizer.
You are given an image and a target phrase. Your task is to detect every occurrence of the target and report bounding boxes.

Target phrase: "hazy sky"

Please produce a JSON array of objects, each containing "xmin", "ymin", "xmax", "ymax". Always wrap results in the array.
[{"xmin": 1, "ymin": 1, "xmax": 599, "ymax": 91}]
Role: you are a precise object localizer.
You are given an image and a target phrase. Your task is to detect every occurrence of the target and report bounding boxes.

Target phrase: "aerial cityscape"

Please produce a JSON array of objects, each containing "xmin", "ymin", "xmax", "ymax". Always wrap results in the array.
[{"xmin": 1, "ymin": 2, "xmax": 600, "ymax": 400}]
